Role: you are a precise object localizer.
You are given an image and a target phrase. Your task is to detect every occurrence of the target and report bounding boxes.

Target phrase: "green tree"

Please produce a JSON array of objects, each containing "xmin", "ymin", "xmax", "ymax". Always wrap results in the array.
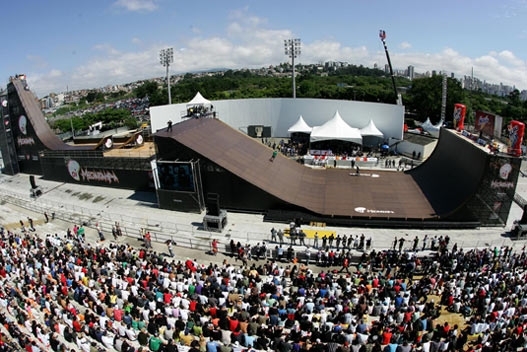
[
  {"xmin": 405, "ymin": 76, "xmax": 464, "ymax": 124},
  {"xmin": 134, "ymin": 81, "xmax": 159, "ymax": 99}
]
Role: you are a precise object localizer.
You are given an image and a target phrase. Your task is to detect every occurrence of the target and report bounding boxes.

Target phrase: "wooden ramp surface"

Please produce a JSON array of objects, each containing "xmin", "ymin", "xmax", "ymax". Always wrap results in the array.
[{"xmin": 157, "ymin": 118, "xmax": 437, "ymax": 220}]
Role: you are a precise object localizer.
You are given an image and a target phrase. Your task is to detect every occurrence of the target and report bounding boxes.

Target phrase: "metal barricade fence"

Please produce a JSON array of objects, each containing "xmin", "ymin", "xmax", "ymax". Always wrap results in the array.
[{"xmin": 0, "ymin": 189, "xmax": 276, "ymax": 253}]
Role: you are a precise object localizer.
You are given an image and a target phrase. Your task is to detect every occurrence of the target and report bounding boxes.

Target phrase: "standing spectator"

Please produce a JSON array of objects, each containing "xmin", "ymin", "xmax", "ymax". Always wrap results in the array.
[
  {"xmin": 44, "ymin": 212, "xmax": 49, "ymax": 223},
  {"xmin": 398, "ymin": 237, "xmax": 405, "ymax": 252},
  {"xmin": 366, "ymin": 237, "xmax": 372, "ymax": 250},
  {"xmin": 27, "ymin": 217, "xmax": 34, "ymax": 231},
  {"xmin": 313, "ymin": 232, "xmax": 319, "ymax": 249},
  {"xmin": 144, "ymin": 231, "xmax": 152, "ymax": 248},
  {"xmin": 422, "ymin": 234, "xmax": 428, "ymax": 251},
  {"xmin": 167, "ymin": 120, "xmax": 173, "ymax": 132},
  {"xmin": 277, "ymin": 229, "xmax": 284, "ymax": 245},
  {"xmin": 413, "ymin": 236, "xmax": 419, "ymax": 252},
  {"xmin": 211, "ymin": 239, "xmax": 219, "ymax": 255},
  {"xmin": 270, "ymin": 227, "xmax": 277, "ymax": 242},
  {"xmin": 167, "ymin": 240, "xmax": 174, "ymax": 257},
  {"xmin": 96, "ymin": 223, "xmax": 105, "ymax": 241},
  {"xmin": 230, "ymin": 239, "xmax": 237, "ymax": 257},
  {"xmin": 299, "ymin": 230, "xmax": 307, "ymax": 246}
]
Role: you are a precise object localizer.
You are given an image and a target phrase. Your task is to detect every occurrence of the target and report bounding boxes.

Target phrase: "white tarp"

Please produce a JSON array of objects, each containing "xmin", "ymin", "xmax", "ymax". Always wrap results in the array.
[
  {"xmin": 187, "ymin": 92, "xmax": 212, "ymax": 107},
  {"xmin": 360, "ymin": 119, "xmax": 384, "ymax": 137},
  {"xmin": 287, "ymin": 115, "xmax": 312, "ymax": 133},
  {"xmin": 310, "ymin": 110, "xmax": 362, "ymax": 144}
]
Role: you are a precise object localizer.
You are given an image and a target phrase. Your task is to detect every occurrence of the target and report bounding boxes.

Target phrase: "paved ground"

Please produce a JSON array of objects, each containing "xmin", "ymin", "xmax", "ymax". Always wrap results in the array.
[{"xmin": 1, "ymin": 160, "xmax": 527, "ymax": 270}]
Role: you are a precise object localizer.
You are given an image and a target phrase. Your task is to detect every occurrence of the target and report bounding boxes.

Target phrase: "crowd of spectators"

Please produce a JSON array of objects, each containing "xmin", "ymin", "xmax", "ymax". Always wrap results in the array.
[{"xmin": 0, "ymin": 219, "xmax": 527, "ymax": 352}]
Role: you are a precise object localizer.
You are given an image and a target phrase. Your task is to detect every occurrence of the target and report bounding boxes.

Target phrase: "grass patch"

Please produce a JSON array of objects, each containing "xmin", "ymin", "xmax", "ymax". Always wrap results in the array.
[
  {"xmin": 72, "ymin": 192, "xmax": 80, "ymax": 196},
  {"xmin": 64, "ymin": 189, "xmax": 72, "ymax": 193}
]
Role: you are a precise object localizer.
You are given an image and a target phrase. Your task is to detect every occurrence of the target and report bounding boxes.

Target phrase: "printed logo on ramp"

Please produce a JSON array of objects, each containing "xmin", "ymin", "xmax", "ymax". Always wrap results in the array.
[{"xmin": 354, "ymin": 207, "xmax": 395, "ymax": 214}]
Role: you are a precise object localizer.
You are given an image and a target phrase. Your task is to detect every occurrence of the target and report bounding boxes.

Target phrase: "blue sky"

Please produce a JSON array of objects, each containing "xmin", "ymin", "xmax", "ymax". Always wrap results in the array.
[{"xmin": 4, "ymin": 0, "xmax": 527, "ymax": 97}]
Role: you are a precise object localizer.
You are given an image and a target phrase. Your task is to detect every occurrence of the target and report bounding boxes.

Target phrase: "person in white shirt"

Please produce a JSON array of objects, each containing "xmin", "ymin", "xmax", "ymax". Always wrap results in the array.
[
  {"xmin": 76, "ymin": 333, "xmax": 91, "ymax": 352},
  {"xmin": 101, "ymin": 330, "xmax": 115, "ymax": 349},
  {"xmin": 125, "ymin": 326, "xmax": 137, "ymax": 340}
]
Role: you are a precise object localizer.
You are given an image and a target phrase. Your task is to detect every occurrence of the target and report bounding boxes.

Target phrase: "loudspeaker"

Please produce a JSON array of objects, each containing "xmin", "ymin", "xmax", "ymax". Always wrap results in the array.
[
  {"xmin": 29, "ymin": 175, "xmax": 37, "ymax": 189},
  {"xmin": 206, "ymin": 193, "xmax": 220, "ymax": 216},
  {"xmin": 262, "ymin": 126, "xmax": 272, "ymax": 138}
]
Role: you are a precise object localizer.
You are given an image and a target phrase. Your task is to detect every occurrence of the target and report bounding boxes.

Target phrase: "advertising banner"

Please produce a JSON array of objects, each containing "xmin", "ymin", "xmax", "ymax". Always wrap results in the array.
[
  {"xmin": 453, "ymin": 103, "xmax": 466, "ymax": 131},
  {"xmin": 475, "ymin": 111, "xmax": 496, "ymax": 137},
  {"xmin": 508, "ymin": 120, "xmax": 525, "ymax": 157}
]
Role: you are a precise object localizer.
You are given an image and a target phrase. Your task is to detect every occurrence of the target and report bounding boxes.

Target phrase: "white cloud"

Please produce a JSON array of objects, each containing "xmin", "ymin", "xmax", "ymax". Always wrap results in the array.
[
  {"xmin": 113, "ymin": 0, "xmax": 158, "ymax": 12},
  {"xmin": 48, "ymin": 69, "xmax": 63, "ymax": 78},
  {"xmin": 27, "ymin": 13, "xmax": 527, "ymax": 97},
  {"xmin": 93, "ymin": 44, "xmax": 121, "ymax": 56},
  {"xmin": 399, "ymin": 42, "xmax": 411, "ymax": 49}
]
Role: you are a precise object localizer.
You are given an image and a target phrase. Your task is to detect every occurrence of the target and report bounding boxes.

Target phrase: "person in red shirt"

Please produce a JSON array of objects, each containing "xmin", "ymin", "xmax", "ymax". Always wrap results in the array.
[
  {"xmin": 211, "ymin": 239, "xmax": 219, "ymax": 255},
  {"xmin": 144, "ymin": 231, "xmax": 152, "ymax": 248},
  {"xmin": 163, "ymin": 290, "xmax": 173, "ymax": 304},
  {"xmin": 381, "ymin": 328, "xmax": 392, "ymax": 345},
  {"xmin": 72, "ymin": 316, "xmax": 82, "ymax": 332},
  {"xmin": 189, "ymin": 299, "xmax": 197, "ymax": 312},
  {"xmin": 229, "ymin": 314, "xmax": 239, "ymax": 332},
  {"xmin": 113, "ymin": 307, "xmax": 123, "ymax": 321}
]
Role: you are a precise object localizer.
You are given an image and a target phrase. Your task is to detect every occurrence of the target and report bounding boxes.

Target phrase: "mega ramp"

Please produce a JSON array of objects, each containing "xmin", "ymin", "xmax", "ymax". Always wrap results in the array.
[
  {"xmin": 156, "ymin": 117, "xmax": 436, "ymax": 221},
  {"xmin": 9, "ymin": 78, "xmax": 92, "ymax": 151},
  {"xmin": 156, "ymin": 118, "xmax": 520, "ymax": 227}
]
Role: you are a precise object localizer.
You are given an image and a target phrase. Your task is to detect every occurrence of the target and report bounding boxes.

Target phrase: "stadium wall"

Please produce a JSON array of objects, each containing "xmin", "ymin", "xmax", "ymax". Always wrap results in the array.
[{"xmin": 150, "ymin": 98, "xmax": 404, "ymax": 140}]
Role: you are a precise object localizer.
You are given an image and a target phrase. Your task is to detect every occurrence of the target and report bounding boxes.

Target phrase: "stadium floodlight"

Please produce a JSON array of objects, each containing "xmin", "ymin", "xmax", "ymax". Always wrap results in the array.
[
  {"xmin": 159, "ymin": 48, "xmax": 174, "ymax": 104},
  {"xmin": 284, "ymin": 38, "xmax": 301, "ymax": 99}
]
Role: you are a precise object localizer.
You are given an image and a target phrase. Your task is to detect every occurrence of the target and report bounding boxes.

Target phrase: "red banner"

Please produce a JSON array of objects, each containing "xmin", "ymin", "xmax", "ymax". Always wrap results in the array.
[
  {"xmin": 453, "ymin": 103, "xmax": 466, "ymax": 131},
  {"xmin": 475, "ymin": 111, "xmax": 495, "ymax": 137},
  {"xmin": 508, "ymin": 120, "xmax": 525, "ymax": 157}
]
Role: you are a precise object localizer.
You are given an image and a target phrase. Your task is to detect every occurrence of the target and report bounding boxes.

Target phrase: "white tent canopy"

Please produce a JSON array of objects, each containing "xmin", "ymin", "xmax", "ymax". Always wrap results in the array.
[
  {"xmin": 186, "ymin": 92, "xmax": 212, "ymax": 107},
  {"xmin": 359, "ymin": 119, "xmax": 384, "ymax": 137},
  {"xmin": 310, "ymin": 110, "xmax": 362, "ymax": 144},
  {"xmin": 287, "ymin": 115, "xmax": 312, "ymax": 133},
  {"xmin": 419, "ymin": 117, "xmax": 442, "ymax": 138}
]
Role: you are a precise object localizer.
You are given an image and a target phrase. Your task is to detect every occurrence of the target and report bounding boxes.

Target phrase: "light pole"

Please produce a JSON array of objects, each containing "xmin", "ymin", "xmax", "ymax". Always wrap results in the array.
[
  {"xmin": 284, "ymin": 38, "xmax": 301, "ymax": 99},
  {"xmin": 159, "ymin": 48, "xmax": 174, "ymax": 104}
]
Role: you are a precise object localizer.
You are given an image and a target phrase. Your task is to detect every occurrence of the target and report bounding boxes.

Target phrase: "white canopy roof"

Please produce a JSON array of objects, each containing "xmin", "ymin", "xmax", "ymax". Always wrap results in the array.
[
  {"xmin": 310, "ymin": 110, "xmax": 362, "ymax": 144},
  {"xmin": 287, "ymin": 115, "xmax": 312, "ymax": 133},
  {"xmin": 360, "ymin": 119, "xmax": 384, "ymax": 137},
  {"xmin": 420, "ymin": 117, "xmax": 442, "ymax": 138},
  {"xmin": 187, "ymin": 91, "xmax": 212, "ymax": 106}
]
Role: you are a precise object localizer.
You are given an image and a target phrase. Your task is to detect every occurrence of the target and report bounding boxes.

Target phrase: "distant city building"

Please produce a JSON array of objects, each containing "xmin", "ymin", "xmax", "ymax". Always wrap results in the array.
[{"xmin": 407, "ymin": 65, "xmax": 414, "ymax": 80}]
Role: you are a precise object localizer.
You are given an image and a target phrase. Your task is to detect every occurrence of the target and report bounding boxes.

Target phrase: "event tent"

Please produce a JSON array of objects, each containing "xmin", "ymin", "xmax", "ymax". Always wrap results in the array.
[
  {"xmin": 187, "ymin": 91, "xmax": 212, "ymax": 107},
  {"xmin": 287, "ymin": 115, "xmax": 312, "ymax": 133},
  {"xmin": 360, "ymin": 119, "xmax": 384, "ymax": 148},
  {"xmin": 310, "ymin": 110, "xmax": 362, "ymax": 144},
  {"xmin": 420, "ymin": 117, "xmax": 442, "ymax": 138},
  {"xmin": 359, "ymin": 119, "xmax": 384, "ymax": 137}
]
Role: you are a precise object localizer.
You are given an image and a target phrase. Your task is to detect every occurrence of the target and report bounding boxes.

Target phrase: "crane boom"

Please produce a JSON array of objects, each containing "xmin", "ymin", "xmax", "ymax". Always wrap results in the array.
[{"xmin": 379, "ymin": 30, "xmax": 400, "ymax": 105}]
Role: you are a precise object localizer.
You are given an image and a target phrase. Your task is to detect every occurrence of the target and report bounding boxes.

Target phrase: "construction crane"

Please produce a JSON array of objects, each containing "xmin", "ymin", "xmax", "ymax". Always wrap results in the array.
[{"xmin": 379, "ymin": 30, "xmax": 402, "ymax": 105}]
